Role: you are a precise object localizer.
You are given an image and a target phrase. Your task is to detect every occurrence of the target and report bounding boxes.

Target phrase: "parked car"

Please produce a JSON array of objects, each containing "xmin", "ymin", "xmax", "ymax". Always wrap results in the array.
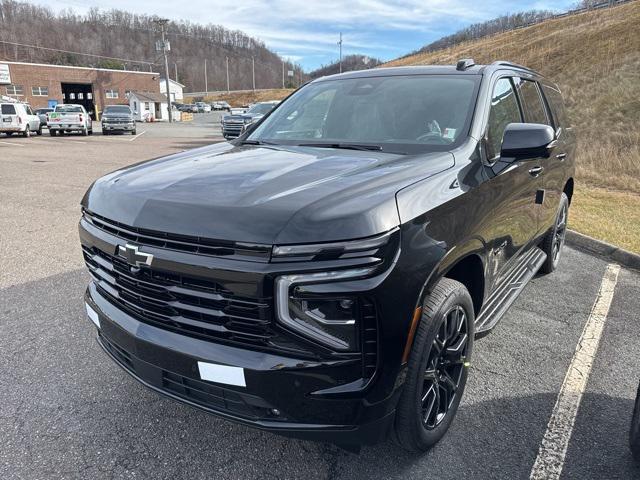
[
  {"xmin": 212, "ymin": 101, "xmax": 231, "ymax": 111},
  {"xmin": 195, "ymin": 102, "xmax": 212, "ymax": 113},
  {"xmin": 101, "ymin": 105, "xmax": 136, "ymax": 135},
  {"xmin": 221, "ymin": 101, "xmax": 279, "ymax": 139},
  {"xmin": 48, "ymin": 104, "xmax": 93, "ymax": 136},
  {"xmin": 78, "ymin": 59, "xmax": 575, "ymax": 452},
  {"xmin": 631, "ymin": 382, "xmax": 640, "ymax": 460},
  {"xmin": 34, "ymin": 108, "xmax": 54, "ymax": 128},
  {"xmin": 0, "ymin": 102, "xmax": 41, "ymax": 136}
]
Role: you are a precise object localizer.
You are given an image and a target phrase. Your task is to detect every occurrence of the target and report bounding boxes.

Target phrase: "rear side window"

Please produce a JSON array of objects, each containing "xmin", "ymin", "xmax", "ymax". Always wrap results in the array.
[
  {"xmin": 486, "ymin": 78, "xmax": 522, "ymax": 160},
  {"xmin": 541, "ymin": 84, "xmax": 569, "ymax": 129},
  {"xmin": 515, "ymin": 78, "xmax": 549, "ymax": 125},
  {"xmin": 1, "ymin": 104, "xmax": 16, "ymax": 115}
]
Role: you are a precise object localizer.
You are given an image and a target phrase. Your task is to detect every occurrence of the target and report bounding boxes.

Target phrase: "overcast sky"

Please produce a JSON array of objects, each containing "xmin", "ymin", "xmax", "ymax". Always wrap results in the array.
[{"xmin": 42, "ymin": 0, "xmax": 575, "ymax": 71}]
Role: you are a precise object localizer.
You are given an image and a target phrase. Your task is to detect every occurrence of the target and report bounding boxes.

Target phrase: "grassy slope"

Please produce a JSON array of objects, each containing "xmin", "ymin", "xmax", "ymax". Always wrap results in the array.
[
  {"xmin": 202, "ymin": 89, "xmax": 294, "ymax": 106},
  {"xmin": 385, "ymin": 1, "xmax": 640, "ymax": 252}
]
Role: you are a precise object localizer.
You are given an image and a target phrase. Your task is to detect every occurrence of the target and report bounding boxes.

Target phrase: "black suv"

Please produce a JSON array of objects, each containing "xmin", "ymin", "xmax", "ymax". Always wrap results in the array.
[{"xmin": 79, "ymin": 59, "xmax": 575, "ymax": 452}]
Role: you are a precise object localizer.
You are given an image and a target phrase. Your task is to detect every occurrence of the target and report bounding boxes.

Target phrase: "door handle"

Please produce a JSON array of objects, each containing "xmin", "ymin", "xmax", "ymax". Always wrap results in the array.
[
  {"xmin": 528, "ymin": 166, "xmax": 544, "ymax": 177},
  {"xmin": 556, "ymin": 153, "xmax": 567, "ymax": 161}
]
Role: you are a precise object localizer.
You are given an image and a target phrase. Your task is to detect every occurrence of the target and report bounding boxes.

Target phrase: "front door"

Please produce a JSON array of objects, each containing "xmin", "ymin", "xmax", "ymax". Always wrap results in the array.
[{"xmin": 481, "ymin": 76, "xmax": 542, "ymax": 286}]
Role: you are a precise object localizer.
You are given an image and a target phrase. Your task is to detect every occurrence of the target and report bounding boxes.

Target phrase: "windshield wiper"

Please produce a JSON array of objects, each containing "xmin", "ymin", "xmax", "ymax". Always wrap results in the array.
[
  {"xmin": 297, "ymin": 142, "xmax": 383, "ymax": 152},
  {"xmin": 240, "ymin": 139, "xmax": 276, "ymax": 146}
]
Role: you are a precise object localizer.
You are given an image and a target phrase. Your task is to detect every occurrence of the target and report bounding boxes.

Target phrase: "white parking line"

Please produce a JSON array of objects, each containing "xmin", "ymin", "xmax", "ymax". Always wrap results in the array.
[
  {"xmin": 529, "ymin": 263, "xmax": 621, "ymax": 480},
  {"xmin": 0, "ymin": 140, "xmax": 24, "ymax": 147},
  {"xmin": 129, "ymin": 130, "xmax": 146, "ymax": 142}
]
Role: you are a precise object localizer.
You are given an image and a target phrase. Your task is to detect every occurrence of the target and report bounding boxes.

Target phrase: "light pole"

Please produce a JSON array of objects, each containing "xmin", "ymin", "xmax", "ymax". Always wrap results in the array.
[
  {"xmin": 251, "ymin": 56, "xmax": 256, "ymax": 91},
  {"xmin": 204, "ymin": 58, "xmax": 208, "ymax": 93},
  {"xmin": 226, "ymin": 56, "xmax": 230, "ymax": 93},
  {"xmin": 338, "ymin": 32, "xmax": 343, "ymax": 73},
  {"xmin": 174, "ymin": 62, "xmax": 178, "ymax": 83},
  {"xmin": 154, "ymin": 18, "xmax": 173, "ymax": 123}
]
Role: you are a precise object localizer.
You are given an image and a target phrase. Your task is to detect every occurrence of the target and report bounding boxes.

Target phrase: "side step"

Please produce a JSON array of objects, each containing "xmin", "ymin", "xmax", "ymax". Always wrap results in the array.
[{"xmin": 475, "ymin": 246, "xmax": 547, "ymax": 338}]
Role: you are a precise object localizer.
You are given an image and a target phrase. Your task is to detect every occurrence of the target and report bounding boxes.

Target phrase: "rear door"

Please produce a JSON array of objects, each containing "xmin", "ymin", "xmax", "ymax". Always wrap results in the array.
[
  {"xmin": 1, "ymin": 103, "xmax": 18, "ymax": 128},
  {"xmin": 481, "ymin": 76, "xmax": 542, "ymax": 282},
  {"xmin": 514, "ymin": 78, "xmax": 560, "ymax": 235}
]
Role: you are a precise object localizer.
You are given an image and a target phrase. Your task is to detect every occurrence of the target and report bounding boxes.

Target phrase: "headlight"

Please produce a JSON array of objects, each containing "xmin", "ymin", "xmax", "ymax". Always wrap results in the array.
[{"xmin": 275, "ymin": 267, "xmax": 375, "ymax": 352}]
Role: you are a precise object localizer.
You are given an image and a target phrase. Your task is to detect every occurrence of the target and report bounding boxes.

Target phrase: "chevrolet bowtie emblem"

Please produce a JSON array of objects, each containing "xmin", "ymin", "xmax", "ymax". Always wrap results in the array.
[{"xmin": 118, "ymin": 244, "xmax": 154, "ymax": 267}]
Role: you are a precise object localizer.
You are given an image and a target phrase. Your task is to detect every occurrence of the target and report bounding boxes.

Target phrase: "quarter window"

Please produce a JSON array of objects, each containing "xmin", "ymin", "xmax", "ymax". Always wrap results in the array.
[
  {"xmin": 6, "ymin": 85, "xmax": 23, "ymax": 96},
  {"xmin": 486, "ymin": 78, "xmax": 522, "ymax": 160},
  {"xmin": 541, "ymin": 84, "xmax": 569, "ymax": 130},
  {"xmin": 515, "ymin": 78, "xmax": 549, "ymax": 125},
  {"xmin": 31, "ymin": 86, "xmax": 48, "ymax": 96},
  {"xmin": 105, "ymin": 89, "xmax": 119, "ymax": 99}
]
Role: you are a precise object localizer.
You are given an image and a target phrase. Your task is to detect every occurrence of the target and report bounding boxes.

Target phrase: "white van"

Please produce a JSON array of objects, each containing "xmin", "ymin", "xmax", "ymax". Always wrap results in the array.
[{"xmin": 0, "ymin": 102, "xmax": 42, "ymax": 137}]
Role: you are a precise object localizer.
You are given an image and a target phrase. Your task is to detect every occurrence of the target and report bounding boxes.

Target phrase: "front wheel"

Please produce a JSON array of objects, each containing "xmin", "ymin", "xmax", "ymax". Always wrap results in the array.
[
  {"xmin": 23, "ymin": 126, "xmax": 30, "ymax": 137},
  {"xmin": 394, "ymin": 277, "xmax": 474, "ymax": 452},
  {"xmin": 36, "ymin": 125, "xmax": 42, "ymax": 136},
  {"xmin": 540, "ymin": 192, "xmax": 569, "ymax": 274}
]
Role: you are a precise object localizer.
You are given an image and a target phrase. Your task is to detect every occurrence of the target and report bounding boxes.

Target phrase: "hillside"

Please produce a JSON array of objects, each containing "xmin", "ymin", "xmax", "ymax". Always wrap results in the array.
[
  {"xmin": 203, "ymin": 89, "xmax": 294, "ymax": 107},
  {"xmin": 0, "ymin": 0, "xmax": 302, "ymax": 92},
  {"xmin": 308, "ymin": 54, "xmax": 382, "ymax": 79},
  {"xmin": 385, "ymin": 0, "xmax": 640, "ymax": 196}
]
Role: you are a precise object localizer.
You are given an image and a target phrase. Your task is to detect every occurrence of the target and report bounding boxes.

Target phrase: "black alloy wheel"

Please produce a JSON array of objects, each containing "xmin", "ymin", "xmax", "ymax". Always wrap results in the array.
[
  {"xmin": 421, "ymin": 305, "xmax": 470, "ymax": 429},
  {"xmin": 540, "ymin": 192, "xmax": 569, "ymax": 274}
]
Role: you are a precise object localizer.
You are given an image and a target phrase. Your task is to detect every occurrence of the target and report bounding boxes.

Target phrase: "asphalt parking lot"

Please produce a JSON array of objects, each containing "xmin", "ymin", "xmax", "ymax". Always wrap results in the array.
[{"xmin": 1, "ymin": 118, "xmax": 639, "ymax": 479}]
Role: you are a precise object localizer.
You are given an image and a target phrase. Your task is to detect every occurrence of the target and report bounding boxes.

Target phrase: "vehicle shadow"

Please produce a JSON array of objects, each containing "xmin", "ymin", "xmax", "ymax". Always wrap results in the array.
[{"xmin": 2, "ymin": 270, "xmax": 639, "ymax": 480}]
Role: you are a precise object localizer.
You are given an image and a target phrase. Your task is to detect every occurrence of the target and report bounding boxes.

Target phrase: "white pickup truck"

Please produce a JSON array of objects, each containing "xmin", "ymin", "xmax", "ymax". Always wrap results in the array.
[{"xmin": 48, "ymin": 104, "xmax": 93, "ymax": 136}]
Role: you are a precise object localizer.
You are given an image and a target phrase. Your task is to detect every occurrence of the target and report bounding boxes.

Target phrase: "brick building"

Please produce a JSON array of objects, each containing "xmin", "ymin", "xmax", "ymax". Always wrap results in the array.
[{"xmin": 0, "ymin": 61, "xmax": 162, "ymax": 117}]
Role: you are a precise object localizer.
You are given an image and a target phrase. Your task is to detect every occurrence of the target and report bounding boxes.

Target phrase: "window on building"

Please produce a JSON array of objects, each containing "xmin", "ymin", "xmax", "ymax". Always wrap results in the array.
[
  {"xmin": 31, "ymin": 86, "xmax": 48, "ymax": 96},
  {"xmin": 87, "ymin": 93, "xmax": 93, "ymax": 100},
  {"xmin": 69, "ymin": 93, "xmax": 75, "ymax": 100},
  {"xmin": 6, "ymin": 85, "xmax": 24, "ymax": 96},
  {"xmin": 133, "ymin": 101, "xmax": 138, "ymax": 111},
  {"xmin": 78, "ymin": 92, "xmax": 84, "ymax": 100},
  {"xmin": 105, "ymin": 89, "xmax": 119, "ymax": 99},
  {"xmin": 145, "ymin": 102, "xmax": 150, "ymax": 110}
]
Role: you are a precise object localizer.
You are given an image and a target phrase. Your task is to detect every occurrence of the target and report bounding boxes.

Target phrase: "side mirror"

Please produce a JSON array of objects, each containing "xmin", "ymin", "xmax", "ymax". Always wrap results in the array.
[{"xmin": 500, "ymin": 123, "xmax": 556, "ymax": 160}]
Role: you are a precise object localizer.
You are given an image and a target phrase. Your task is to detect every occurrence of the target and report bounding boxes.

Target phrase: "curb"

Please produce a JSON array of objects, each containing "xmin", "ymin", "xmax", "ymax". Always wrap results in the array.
[{"xmin": 566, "ymin": 229, "xmax": 640, "ymax": 271}]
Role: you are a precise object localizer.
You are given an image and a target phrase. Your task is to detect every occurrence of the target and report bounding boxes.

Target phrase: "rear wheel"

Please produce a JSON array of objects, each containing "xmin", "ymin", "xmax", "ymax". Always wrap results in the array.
[
  {"xmin": 81, "ymin": 126, "xmax": 88, "ymax": 136},
  {"xmin": 50, "ymin": 129, "xmax": 57, "ymax": 136},
  {"xmin": 36, "ymin": 125, "xmax": 42, "ymax": 135},
  {"xmin": 394, "ymin": 277, "xmax": 474, "ymax": 452},
  {"xmin": 540, "ymin": 192, "xmax": 569, "ymax": 274}
]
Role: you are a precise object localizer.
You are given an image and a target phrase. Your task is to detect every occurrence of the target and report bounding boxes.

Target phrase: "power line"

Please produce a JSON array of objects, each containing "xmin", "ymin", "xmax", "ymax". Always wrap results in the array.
[{"xmin": 0, "ymin": 39, "xmax": 156, "ymax": 66}]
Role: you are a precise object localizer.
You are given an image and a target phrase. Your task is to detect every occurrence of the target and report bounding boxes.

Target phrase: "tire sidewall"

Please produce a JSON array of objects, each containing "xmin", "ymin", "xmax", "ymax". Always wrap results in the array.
[{"xmin": 550, "ymin": 193, "xmax": 569, "ymax": 270}]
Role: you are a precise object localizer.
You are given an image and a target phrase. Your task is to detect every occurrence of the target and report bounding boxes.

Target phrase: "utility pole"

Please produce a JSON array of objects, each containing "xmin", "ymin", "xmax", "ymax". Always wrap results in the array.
[
  {"xmin": 174, "ymin": 62, "xmax": 178, "ymax": 83},
  {"xmin": 282, "ymin": 59, "xmax": 285, "ymax": 89},
  {"xmin": 251, "ymin": 56, "xmax": 256, "ymax": 91},
  {"xmin": 226, "ymin": 56, "xmax": 230, "ymax": 93},
  {"xmin": 204, "ymin": 58, "xmax": 208, "ymax": 93},
  {"xmin": 338, "ymin": 32, "xmax": 343, "ymax": 73},
  {"xmin": 154, "ymin": 18, "xmax": 173, "ymax": 123}
]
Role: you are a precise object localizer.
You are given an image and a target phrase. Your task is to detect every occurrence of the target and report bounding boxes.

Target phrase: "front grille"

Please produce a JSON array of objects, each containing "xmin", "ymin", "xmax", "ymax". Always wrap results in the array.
[
  {"xmin": 83, "ymin": 210, "xmax": 271, "ymax": 262},
  {"xmin": 98, "ymin": 332, "xmax": 286, "ymax": 421},
  {"xmin": 222, "ymin": 122, "xmax": 244, "ymax": 137},
  {"xmin": 84, "ymin": 245, "xmax": 280, "ymax": 350}
]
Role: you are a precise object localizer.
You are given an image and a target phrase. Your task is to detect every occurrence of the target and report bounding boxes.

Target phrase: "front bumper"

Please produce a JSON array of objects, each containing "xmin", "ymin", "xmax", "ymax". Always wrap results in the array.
[
  {"xmin": 85, "ymin": 284, "xmax": 395, "ymax": 445},
  {"xmin": 102, "ymin": 122, "xmax": 135, "ymax": 131}
]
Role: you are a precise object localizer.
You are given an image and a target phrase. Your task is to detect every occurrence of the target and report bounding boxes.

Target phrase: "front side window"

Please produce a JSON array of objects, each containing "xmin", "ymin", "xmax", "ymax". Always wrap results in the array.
[
  {"xmin": 248, "ymin": 74, "xmax": 480, "ymax": 154},
  {"xmin": 6, "ymin": 85, "xmax": 23, "ymax": 96},
  {"xmin": 486, "ymin": 77, "xmax": 522, "ymax": 160},
  {"xmin": 515, "ymin": 78, "xmax": 549, "ymax": 125},
  {"xmin": 31, "ymin": 86, "xmax": 48, "ymax": 96}
]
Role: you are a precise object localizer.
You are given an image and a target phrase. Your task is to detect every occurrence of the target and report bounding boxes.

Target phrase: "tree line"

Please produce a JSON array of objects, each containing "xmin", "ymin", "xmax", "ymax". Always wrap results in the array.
[
  {"xmin": 0, "ymin": 0, "xmax": 303, "ymax": 92},
  {"xmin": 308, "ymin": 54, "xmax": 382, "ymax": 79}
]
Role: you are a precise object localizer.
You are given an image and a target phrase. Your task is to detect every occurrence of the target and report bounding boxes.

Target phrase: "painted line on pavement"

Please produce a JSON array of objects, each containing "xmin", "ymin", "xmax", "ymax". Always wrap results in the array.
[
  {"xmin": 0, "ymin": 140, "xmax": 25, "ymax": 147},
  {"xmin": 129, "ymin": 130, "xmax": 147, "ymax": 142},
  {"xmin": 529, "ymin": 263, "xmax": 621, "ymax": 480}
]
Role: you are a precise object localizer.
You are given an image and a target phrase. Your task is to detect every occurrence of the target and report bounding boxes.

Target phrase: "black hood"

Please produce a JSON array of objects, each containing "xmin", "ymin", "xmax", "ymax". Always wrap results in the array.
[{"xmin": 82, "ymin": 142, "xmax": 454, "ymax": 244}]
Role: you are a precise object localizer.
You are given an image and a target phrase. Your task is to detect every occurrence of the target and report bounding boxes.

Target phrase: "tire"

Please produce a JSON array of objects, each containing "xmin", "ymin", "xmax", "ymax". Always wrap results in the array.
[
  {"xmin": 539, "ymin": 192, "xmax": 569, "ymax": 274},
  {"xmin": 23, "ymin": 126, "xmax": 30, "ymax": 138},
  {"xmin": 37, "ymin": 125, "xmax": 42, "ymax": 136},
  {"xmin": 131, "ymin": 130, "xmax": 137, "ymax": 135},
  {"xmin": 394, "ymin": 277, "xmax": 475, "ymax": 452},
  {"xmin": 103, "ymin": 130, "xmax": 109, "ymax": 136},
  {"xmin": 630, "ymin": 383, "xmax": 640, "ymax": 461},
  {"xmin": 50, "ymin": 129, "xmax": 57, "ymax": 137},
  {"xmin": 81, "ymin": 126, "xmax": 88, "ymax": 136}
]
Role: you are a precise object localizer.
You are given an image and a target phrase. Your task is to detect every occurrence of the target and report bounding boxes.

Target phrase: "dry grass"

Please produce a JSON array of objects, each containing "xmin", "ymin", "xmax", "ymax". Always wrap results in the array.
[
  {"xmin": 202, "ymin": 89, "xmax": 294, "ymax": 107},
  {"xmin": 569, "ymin": 185, "xmax": 640, "ymax": 254},
  {"xmin": 385, "ymin": 0, "xmax": 640, "ymax": 194}
]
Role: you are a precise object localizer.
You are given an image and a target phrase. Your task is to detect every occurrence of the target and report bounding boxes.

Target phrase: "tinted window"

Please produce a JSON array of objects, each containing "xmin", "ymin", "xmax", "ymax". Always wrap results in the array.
[
  {"xmin": 516, "ymin": 79, "xmax": 549, "ymax": 125},
  {"xmin": 249, "ymin": 75, "xmax": 480, "ymax": 154},
  {"xmin": 1, "ymin": 104, "xmax": 16, "ymax": 115},
  {"xmin": 104, "ymin": 106, "xmax": 132, "ymax": 114},
  {"xmin": 486, "ymin": 78, "xmax": 522, "ymax": 160},
  {"xmin": 541, "ymin": 84, "xmax": 569, "ymax": 129},
  {"xmin": 248, "ymin": 103, "xmax": 275, "ymax": 115},
  {"xmin": 56, "ymin": 105, "xmax": 82, "ymax": 113}
]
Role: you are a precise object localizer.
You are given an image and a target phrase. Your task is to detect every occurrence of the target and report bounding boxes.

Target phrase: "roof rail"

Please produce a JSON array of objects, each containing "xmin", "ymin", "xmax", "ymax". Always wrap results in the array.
[
  {"xmin": 490, "ymin": 60, "xmax": 541, "ymax": 75},
  {"xmin": 456, "ymin": 58, "xmax": 476, "ymax": 71}
]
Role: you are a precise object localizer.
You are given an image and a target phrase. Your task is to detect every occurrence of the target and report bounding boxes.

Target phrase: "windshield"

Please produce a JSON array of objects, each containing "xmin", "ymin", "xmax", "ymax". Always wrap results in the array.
[
  {"xmin": 56, "ymin": 105, "xmax": 82, "ymax": 113},
  {"xmin": 248, "ymin": 103, "xmax": 275, "ymax": 115},
  {"xmin": 104, "ymin": 106, "xmax": 131, "ymax": 114},
  {"xmin": 248, "ymin": 74, "xmax": 479, "ymax": 154}
]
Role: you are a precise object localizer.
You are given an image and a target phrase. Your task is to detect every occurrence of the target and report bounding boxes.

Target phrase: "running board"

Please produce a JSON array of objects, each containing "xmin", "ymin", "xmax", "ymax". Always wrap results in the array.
[{"xmin": 475, "ymin": 246, "xmax": 547, "ymax": 338}]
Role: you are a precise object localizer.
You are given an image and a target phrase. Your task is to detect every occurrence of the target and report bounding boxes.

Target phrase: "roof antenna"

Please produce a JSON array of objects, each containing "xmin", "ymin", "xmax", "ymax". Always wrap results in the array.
[{"xmin": 456, "ymin": 58, "xmax": 476, "ymax": 71}]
